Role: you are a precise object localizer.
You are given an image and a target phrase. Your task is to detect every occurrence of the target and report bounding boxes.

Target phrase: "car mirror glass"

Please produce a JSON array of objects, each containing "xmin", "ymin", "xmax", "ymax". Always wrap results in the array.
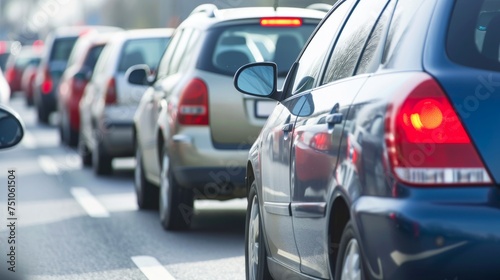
[
  {"xmin": 234, "ymin": 63, "xmax": 277, "ymax": 97},
  {"xmin": 0, "ymin": 106, "xmax": 24, "ymax": 149}
]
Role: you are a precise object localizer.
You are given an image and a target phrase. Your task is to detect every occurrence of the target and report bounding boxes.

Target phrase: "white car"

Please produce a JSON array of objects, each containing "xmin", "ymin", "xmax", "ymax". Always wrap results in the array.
[
  {"xmin": 0, "ymin": 69, "xmax": 11, "ymax": 104},
  {"xmin": 79, "ymin": 28, "xmax": 173, "ymax": 175}
]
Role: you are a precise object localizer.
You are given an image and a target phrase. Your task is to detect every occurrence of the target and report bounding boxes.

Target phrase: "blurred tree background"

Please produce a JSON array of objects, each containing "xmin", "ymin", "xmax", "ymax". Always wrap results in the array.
[{"xmin": 0, "ymin": 0, "xmax": 335, "ymax": 43}]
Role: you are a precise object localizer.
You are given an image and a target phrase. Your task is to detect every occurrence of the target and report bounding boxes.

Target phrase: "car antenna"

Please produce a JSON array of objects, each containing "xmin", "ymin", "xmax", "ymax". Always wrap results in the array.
[{"xmin": 273, "ymin": 0, "xmax": 279, "ymax": 11}]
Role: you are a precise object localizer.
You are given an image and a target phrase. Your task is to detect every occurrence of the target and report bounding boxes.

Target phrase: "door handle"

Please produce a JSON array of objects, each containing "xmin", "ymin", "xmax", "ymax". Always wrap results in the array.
[{"xmin": 326, "ymin": 113, "xmax": 343, "ymax": 125}]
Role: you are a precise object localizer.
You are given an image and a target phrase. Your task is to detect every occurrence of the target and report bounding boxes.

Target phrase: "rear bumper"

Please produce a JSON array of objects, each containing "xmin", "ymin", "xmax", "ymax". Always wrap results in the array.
[
  {"xmin": 354, "ymin": 187, "xmax": 500, "ymax": 280},
  {"xmin": 100, "ymin": 121, "xmax": 134, "ymax": 157}
]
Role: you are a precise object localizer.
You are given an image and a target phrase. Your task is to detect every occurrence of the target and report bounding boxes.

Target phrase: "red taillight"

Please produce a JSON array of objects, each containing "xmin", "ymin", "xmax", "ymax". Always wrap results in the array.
[
  {"xmin": 5, "ymin": 68, "xmax": 14, "ymax": 83},
  {"xmin": 105, "ymin": 78, "xmax": 117, "ymax": 105},
  {"xmin": 41, "ymin": 68, "xmax": 53, "ymax": 94},
  {"xmin": 386, "ymin": 76, "xmax": 491, "ymax": 185},
  {"xmin": 260, "ymin": 17, "xmax": 302, "ymax": 27},
  {"xmin": 310, "ymin": 132, "xmax": 331, "ymax": 151},
  {"xmin": 178, "ymin": 78, "xmax": 209, "ymax": 125}
]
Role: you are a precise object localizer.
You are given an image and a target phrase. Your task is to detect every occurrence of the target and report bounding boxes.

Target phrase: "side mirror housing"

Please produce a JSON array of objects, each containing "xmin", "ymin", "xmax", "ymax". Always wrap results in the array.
[
  {"xmin": 126, "ymin": 64, "xmax": 151, "ymax": 86},
  {"xmin": 0, "ymin": 106, "xmax": 24, "ymax": 149},
  {"xmin": 234, "ymin": 62, "xmax": 280, "ymax": 101}
]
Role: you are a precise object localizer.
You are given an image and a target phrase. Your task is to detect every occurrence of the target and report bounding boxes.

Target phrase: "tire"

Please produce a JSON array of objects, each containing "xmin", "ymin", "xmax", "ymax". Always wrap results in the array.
[
  {"xmin": 65, "ymin": 124, "xmax": 79, "ymax": 147},
  {"xmin": 335, "ymin": 222, "xmax": 365, "ymax": 280},
  {"xmin": 37, "ymin": 104, "xmax": 49, "ymax": 124},
  {"xmin": 26, "ymin": 96, "xmax": 34, "ymax": 107},
  {"xmin": 135, "ymin": 144, "xmax": 159, "ymax": 209},
  {"xmin": 78, "ymin": 137, "xmax": 92, "ymax": 167},
  {"xmin": 159, "ymin": 147, "xmax": 193, "ymax": 230},
  {"xmin": 245, "ymin": 182, "xmax": 272, "ymax": 280},
  {"xmin": 92, "ymin": 131, "xmax": 112, "ymax": 175}
]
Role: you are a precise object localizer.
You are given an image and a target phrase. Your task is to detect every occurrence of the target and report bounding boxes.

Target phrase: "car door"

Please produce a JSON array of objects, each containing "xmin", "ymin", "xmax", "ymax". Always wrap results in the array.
[
  {"xmin": 260, "ymin": 0, "xmax": 355, "ymax": 271},
  {"xmin": 289, "ymin": 0, "xmax": 391, "ymax": 278}
]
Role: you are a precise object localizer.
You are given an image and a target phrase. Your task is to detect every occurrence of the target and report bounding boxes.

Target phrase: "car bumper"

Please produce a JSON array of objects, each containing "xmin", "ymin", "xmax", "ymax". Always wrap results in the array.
[
  {"xmin": 100, "ymin": 121, "xmax": 134, "ymax": 157},
  {"xmin": 354, "ymin": 186, "xmax": 500, "ymax": 280}
]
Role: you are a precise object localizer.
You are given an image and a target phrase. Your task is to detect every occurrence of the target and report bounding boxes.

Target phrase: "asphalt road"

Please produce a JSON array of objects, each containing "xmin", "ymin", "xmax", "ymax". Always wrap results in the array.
[{"xmin": 0, "ymin": 95, "xmax": 247, "ymax": 280}]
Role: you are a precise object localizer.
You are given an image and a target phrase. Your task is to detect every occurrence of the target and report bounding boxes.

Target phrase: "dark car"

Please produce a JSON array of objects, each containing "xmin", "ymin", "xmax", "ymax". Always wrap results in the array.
[{"xmin": 235, "ymin": 0, "xmax": 500, "ymax": 279}]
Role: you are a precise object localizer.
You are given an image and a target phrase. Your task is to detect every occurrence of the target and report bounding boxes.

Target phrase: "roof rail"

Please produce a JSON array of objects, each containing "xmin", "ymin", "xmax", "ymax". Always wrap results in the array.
[
  {"xmin": 306, "ymin": 3, "xmax": 333, "ymax": 13},
  {"xmin": 190, "ymin": 4, "xmax": 218, "ymax": 17}
]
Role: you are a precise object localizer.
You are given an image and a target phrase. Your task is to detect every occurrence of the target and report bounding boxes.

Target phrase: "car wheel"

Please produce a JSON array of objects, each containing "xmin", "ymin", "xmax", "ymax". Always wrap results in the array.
[
  {"xmin": 59, "ymin": 120, "xmax": 66, "ymax": 145},
  {"xmin": 26, "ymin": 96, "xmax": 34, "ymax": 107},
  {"xmin": 92, "ymin": 130, "xmax": 112, "ymax": 175},
  {"xmin": 65, "ymin": 124, "xmax": 79, "ymax": 147},
  {"xmin": 335, "ymin": 222, "xmax": 364, "ymax": 280},
  {"xmin": 159, "ymin": 147, "xmax": 193, "ymax": 230},
  {"xmin": 246, "ymin": 181, "xmax": 272, "ymax": 280},
  {"xmin": 135, "ymin": 144, "xmax": 159, "ymax": 209},
  {"xmin": 37, "ymin": 104, "xmax": 49, "ymax": 124},
  {"xmin": 78, "ymin": 137, "xmax": 92, "ymax": 167}
]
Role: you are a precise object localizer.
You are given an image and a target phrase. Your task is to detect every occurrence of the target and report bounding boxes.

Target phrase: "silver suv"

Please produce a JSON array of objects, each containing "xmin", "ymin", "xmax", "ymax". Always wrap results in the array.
[{"xmin": 131, "ymin": 4, "xmax": 327, "ymax": 230}]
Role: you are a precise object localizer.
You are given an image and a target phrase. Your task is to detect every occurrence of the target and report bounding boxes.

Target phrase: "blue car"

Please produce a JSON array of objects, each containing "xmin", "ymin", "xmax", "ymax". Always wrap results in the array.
[{"xmin": 234, "ymin": 0, "xmax": 500, "ymax": 279}]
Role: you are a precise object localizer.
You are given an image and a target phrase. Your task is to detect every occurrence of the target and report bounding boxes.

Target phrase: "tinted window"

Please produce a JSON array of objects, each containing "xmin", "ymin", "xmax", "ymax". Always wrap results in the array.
[
  {"xmin": 289, "ymin": 1, "xmax": 352, "ymax": 95},
  {"xmin": 168, "ymin": 29, "xmax": 194, "ymax": 75},
  {"xmin": 157, "ymin": 30, "xmax": 183, "ymax": 79},
  {"xmin": 118, "ymin": 37, "xmax": 169, "ymax": 73},
  {"xmin": 198, "ymin": 23, "xmax": 316, "ymax": 76},
  {"xmin": 83, "ymin": 45, "xmax": 105, "ymax": 70},
  {"xmin": 447, "ymin": 0, "xmax": 500, "ymax": 71},
  {"xmin": 50, "ymin": 37, "xmax": 78, "ymax": 61},
  {"xmin": 322, "ymin": 0, "xmax": 388, "ymax": 84},
  {"xmin": 356, "ymin": 2, "xmax": 393, "ymax": 75}
]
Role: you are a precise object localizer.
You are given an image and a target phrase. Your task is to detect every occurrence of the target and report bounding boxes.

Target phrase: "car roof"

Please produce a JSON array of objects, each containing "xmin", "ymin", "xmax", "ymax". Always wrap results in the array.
[
  {"xmin": 182, "ymin": 6, "xmax": 327, "ymax": 29},
  {"xmin": 49, "ymin": 25, "xmax": 121, "ymax": 38},
  {"xmin": 110, "ymin": 28, "xmax": 175, "ymax": 41}
]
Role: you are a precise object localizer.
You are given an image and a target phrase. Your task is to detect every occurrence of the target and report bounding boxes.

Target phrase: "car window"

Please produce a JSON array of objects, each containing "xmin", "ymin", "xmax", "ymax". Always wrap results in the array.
[
  {"xmin": 92, "ymin": 43, "xmax": 113, "ymax": 77},
  {"xmin": 355, "ymin": 1, "xmax": 393, "ymax": 75},
  {"xmin": 50, "ymin": 37, "xmax": 78, "ymax": 61},
  {"xmin": 198, "ymin": 22, "xmax": 316, "ymax": 77},
  {"xmin": 447, "ymin": 0, "xmax": 500, "ymax": 71},
  {"xmin": 288, "ymin": 0, "xmax": 352, "ymax": 95},
  {"xmin": 157, "ymin": 29, "xmax": 183, "ymax": 79},
  {"xmin": 382, "ymin": 0, "xmax": 424, "ymax": 64},
  {"xmin": 83, "ymin": 44, "xmax": 105, "ymax": 70},
  {"xmin": 168, "ymin": 28, "xmax": 194, "ymax": 75},
  {"xmin": 178, "ymin": 30, "xmax": 201, "ymax": 73},
  {"xmin": 322, "ymin": 0, "xmax": 389, "ymax": 84},
  {"xmin": 117, "ymin": 37, "xmax": 169, "ymax": 73}
]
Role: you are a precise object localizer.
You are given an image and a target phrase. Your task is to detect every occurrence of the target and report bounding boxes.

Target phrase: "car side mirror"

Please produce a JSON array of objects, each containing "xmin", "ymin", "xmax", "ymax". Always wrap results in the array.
[
  {"xmin": 234, "ymin": 62, "xmax": 279, "ymax": 100},
  {"xmin": 126, "ymin": 64, "xmax": 152, "ymax": 86},
  {"xmin": 0, "ymin": 106, "xmax": 24, "ymax": 150}
]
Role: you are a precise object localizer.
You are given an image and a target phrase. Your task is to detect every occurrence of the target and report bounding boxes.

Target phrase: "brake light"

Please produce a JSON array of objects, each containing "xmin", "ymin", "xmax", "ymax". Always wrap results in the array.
[
  {"xmin": 41, "ymin": 68, "xmax": 53, "ymax": 94},
  {"xmin": 385, "ymin": 76, "xmax": 491, "ymax": 185},
  {"xmin": 178, "ymin": 78, "xmax": 209, "ymax": 125},
  {"xmin": 260, "ymin": 17, "xmax": 302, "ymax": 27},
  {"xmin": 105, "ymin": 78, "xmax": 117, "ymax": 105},
  {"xmin": 5, "ymin": 68, "xmax": 14, "ymax": 83},
  {"xmin": 310, "ymin": 132, "xmax": 331, "ymax": 151}
]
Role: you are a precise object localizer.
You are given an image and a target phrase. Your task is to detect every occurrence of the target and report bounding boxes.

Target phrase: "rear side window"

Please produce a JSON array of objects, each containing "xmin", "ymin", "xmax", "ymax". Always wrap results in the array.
[
  {"xmin": 198, "ymin": 22, "xmax": 316, "ymax": 76},
  {"xmin": 50, "ymin": 37, "xmax": 77, "ymax": 61},
  {"xmin": 447, "ymin": 0, "xmax": 500, "ymax": 71},
  {"xmin": 83, "ymin": 45, "xmax": 105, "ymax": 70},
  {"xmin": 117, "ymin": 37, "xmax": 169, "ymax": 73}
]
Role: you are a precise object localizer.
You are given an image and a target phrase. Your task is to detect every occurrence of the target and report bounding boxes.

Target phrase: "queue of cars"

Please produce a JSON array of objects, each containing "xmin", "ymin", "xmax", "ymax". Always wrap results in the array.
[{"xmin": 7, "ymin": 0, "xmax": 500, "ymax": 279}]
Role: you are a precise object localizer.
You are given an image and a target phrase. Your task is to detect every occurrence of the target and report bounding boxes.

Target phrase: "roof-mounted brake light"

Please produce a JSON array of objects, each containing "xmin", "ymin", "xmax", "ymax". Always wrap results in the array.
[{"xmin": 260, "ymin": 18, "xmax": 302, "ymax": 27}]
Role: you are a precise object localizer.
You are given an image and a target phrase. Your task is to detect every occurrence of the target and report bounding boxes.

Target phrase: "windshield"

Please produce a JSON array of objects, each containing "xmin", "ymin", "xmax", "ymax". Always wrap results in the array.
[
  {"xmin": 447, "ymin": 0, "xmax": 500, "ymax": 71},
  {"xmin": 199, "ymin": 23, "xmax": 317, "ymax": 76}
]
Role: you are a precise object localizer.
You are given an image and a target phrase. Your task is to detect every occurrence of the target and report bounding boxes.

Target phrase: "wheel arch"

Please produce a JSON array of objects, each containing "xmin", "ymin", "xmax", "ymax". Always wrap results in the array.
[{"xmin": 328, "ymin": 192, "xmax": 351, "ymax": 276}]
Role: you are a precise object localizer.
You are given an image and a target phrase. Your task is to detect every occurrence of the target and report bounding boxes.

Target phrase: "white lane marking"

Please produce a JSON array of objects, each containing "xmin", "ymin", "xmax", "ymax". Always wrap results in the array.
[
  {"xmin": 23, "ymin": 131, "xmax": 37, "ymax": 149},
  {"xmin": 70, "ymin": 187, "xmax": 110, "ymax": 218},
  {"xmin": 131, "ymin": 256, "xmax": 176, "ymax": 280},
  {"xmin": 38, "ymin": 155, "xmax": 60, "ymax": 175}
]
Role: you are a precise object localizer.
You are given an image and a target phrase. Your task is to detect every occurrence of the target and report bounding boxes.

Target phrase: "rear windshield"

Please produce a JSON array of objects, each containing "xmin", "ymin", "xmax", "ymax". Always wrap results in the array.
[
  {"xmin": 50, "ymin": 37, "xmax": 78, "ymax": 61},
  {"xmin": 117, "ymin": 37, "xmax": 169, "ymax": 73},
  {"xmin": 198, "ymin": 23, "xmax": 317, "ymax": 76},
  {"xmin": 447, "ymin": 0, "xmax": 500, "ymax": 71}
]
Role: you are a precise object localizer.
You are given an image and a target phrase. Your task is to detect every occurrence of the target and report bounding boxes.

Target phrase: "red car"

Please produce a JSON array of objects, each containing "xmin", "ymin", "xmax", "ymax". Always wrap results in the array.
[
  {"xmin": 57, "ymin": 31, "xmax": 114, "ymax": 147},
  {"xmin": 5, "ymin": 45, "xmax": 43, "ymax": 94}
]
